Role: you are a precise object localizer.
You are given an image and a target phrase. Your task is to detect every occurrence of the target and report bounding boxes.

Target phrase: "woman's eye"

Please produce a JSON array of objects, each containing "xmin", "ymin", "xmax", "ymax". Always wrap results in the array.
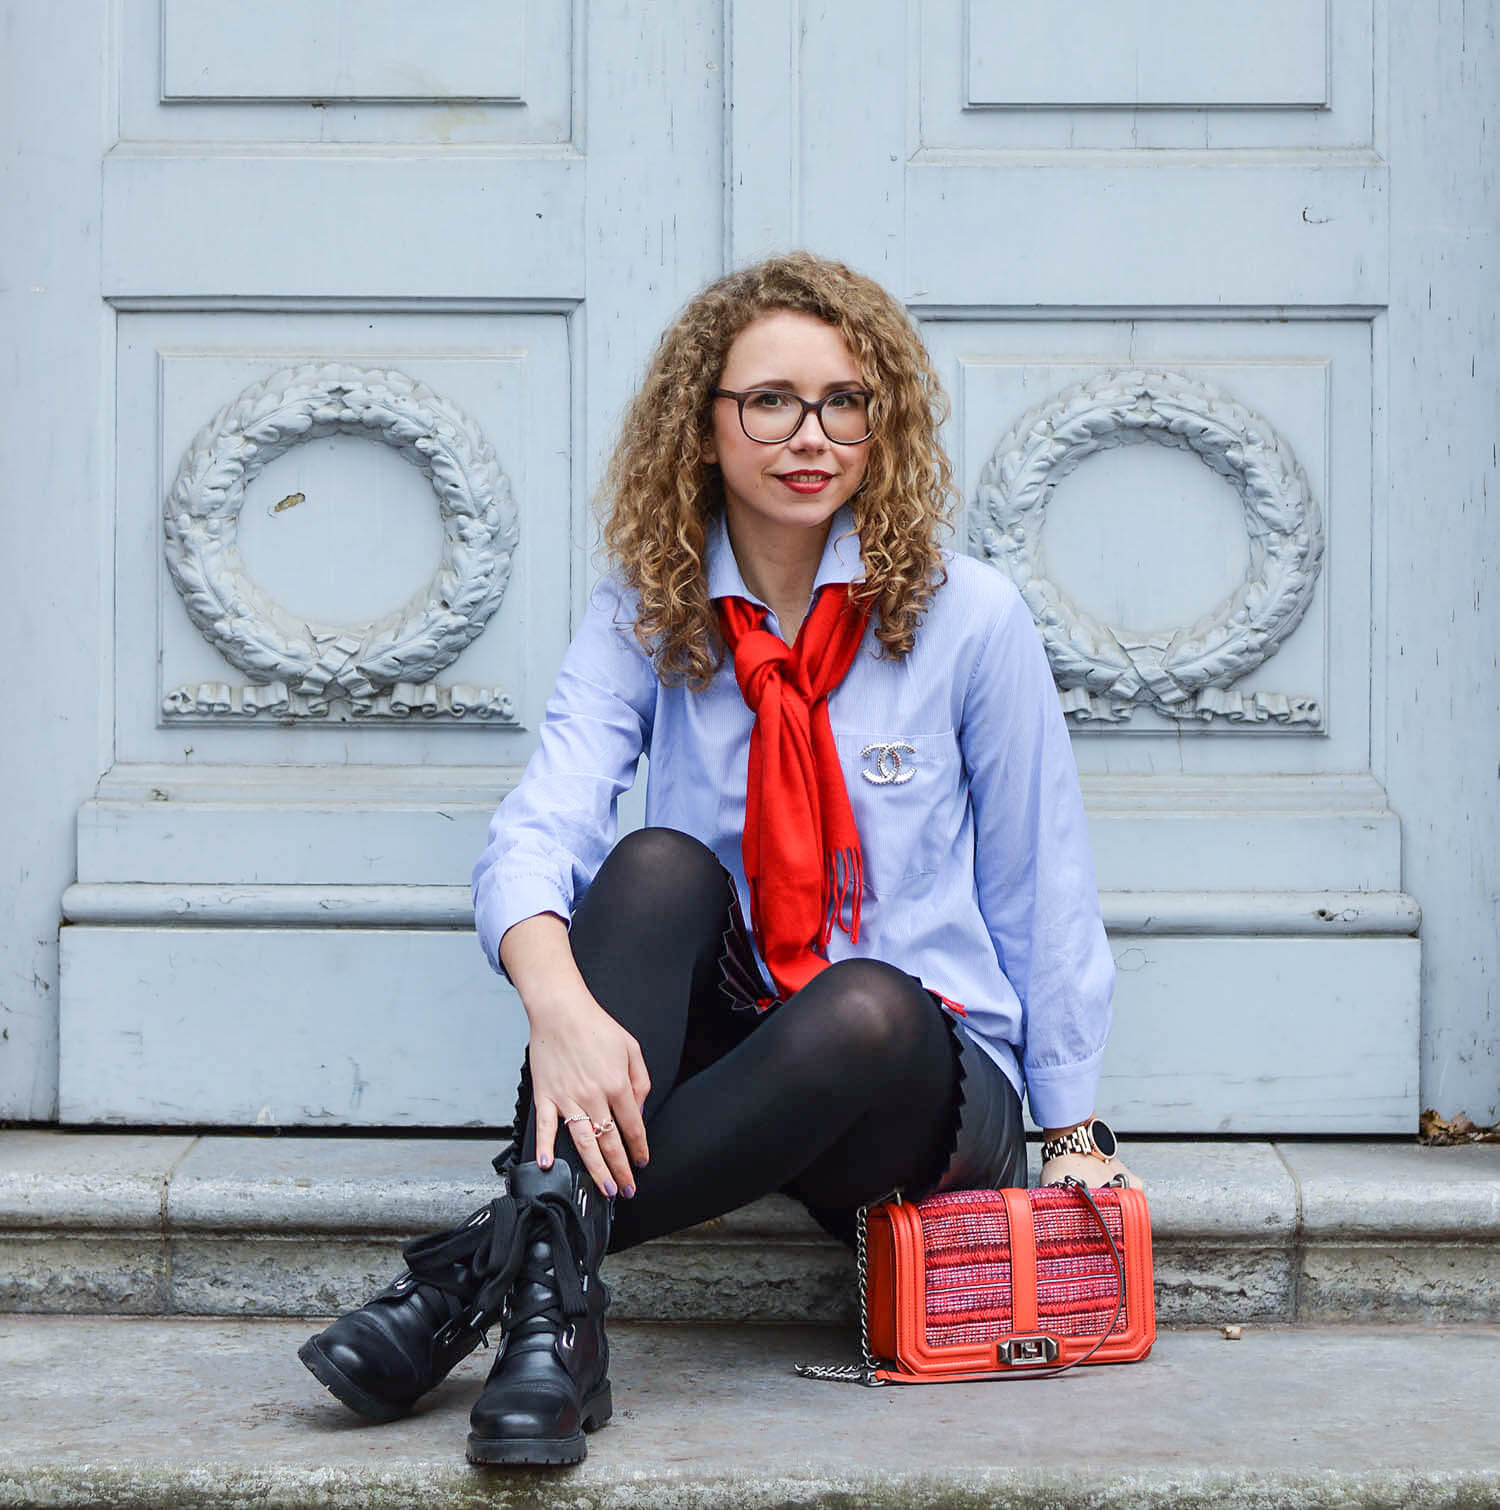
[
  {"xmin": 826, "ymin": 392, "xmax": 863, "ymax": 411},
  {"xmin": 747, "ymin": 391, "xmax": 790, "ymax": 410}
]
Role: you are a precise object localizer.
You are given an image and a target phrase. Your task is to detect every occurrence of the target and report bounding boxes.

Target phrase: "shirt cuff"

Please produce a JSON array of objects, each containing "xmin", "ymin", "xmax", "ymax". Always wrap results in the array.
[
  {"xmin": 1023, "ymin": 1046, "xmax": 1106, "ymax": 1130},
  {"xmin": 474, "ymin": 873, "xmax": 575, "ymax": 977}
]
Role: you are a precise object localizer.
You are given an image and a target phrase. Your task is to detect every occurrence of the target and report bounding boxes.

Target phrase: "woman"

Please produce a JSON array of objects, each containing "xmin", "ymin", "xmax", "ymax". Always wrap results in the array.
[{"xmin": 299, "ymin": 252, "xmax": 1134, "ymax": 1465}]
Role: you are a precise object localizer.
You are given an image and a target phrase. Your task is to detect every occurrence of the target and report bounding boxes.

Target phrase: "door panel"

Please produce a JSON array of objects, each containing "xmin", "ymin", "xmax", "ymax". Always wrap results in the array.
[
  {"xmin": 161, "ymin": 1, "xmax": 537, "ymax": 105},
  {"xmin": 62, "ymin": 926, "xmax": 524, "ymax": 1126},
  {"xmin": 103, "ymin": 157, "xmax": 587, "ymax": 300},
  {"xmin": 132, "ymin": 0, "xmax": 574, "ymax": 141},
  {"xmin": 926, "ymin": 2, "xmax": 1372, "ymax": 150},
  {"xmin": 903, "ymin": 166, "xmax": 1384, "ymax": 308},
  {"xmin": 116, "ymin": 309, "xmax": 572, "ymax": 763},
  {"xmin": 926, "ymin": 318, "xmax": 1374, "ymax": 770},
  {"xmin": 964, "ymin": 3, "xmax": 1331, "ymax": 109}
]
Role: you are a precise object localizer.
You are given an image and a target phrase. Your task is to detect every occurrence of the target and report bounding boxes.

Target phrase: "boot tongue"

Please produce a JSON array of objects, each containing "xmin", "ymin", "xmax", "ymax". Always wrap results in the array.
[
  {"xmin": 511, "ymin": 1160, "xmax": 577, "ymax": 1203},
  {"xmin": 455, "ymin": 1163, "xmax": 578, "ymax": 1332},
  {"xmin": 508, "ymin": 1239, "xmax": 562, "ymax": 1339}
]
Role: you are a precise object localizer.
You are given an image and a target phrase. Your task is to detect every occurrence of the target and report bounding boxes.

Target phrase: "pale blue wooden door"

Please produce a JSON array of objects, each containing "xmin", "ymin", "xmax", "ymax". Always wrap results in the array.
[{"xmin": 14, "ymin": 2, "xmax": 1488, "ymax": 1133}]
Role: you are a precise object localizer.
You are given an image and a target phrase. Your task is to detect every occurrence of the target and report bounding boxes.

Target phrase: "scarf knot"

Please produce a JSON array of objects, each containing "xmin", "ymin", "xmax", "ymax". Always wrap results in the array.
[
  {"xmin": 730, "ymin": 625, "xmax": 817, "ymax": 707},
  {"xmin": 717, "ymin": 584, "xmax": 870, "ymax": 1001}
]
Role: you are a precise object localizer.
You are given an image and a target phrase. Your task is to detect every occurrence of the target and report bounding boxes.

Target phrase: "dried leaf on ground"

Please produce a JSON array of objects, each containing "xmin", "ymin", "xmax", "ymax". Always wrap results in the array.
[{"xmin": 1419, "ymin": 1108, "xmax": 1500, "ymax": 1145}]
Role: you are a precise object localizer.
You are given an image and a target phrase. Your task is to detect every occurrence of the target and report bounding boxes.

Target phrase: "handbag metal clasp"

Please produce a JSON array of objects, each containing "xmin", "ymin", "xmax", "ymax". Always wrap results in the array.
[{"xmin": 997, "ymin": 1335, "xmax": 1059, "ymax": 1366}]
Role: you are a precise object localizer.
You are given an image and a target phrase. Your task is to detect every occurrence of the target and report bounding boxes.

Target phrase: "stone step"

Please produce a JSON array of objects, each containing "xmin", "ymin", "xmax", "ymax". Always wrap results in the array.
[
  {"xmin": 1, "ymin": 1314, "xmax": 1497, "ymax": 1508},
  {"xmin": 2, "ymin": 1131, "xmax": 1497, "ymax": 1325}
]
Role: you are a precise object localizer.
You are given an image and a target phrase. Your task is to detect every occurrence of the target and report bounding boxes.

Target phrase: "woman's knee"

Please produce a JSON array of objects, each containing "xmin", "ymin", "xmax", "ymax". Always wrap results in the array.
[
  {"xmin": 807, "ymin": 958, "xmax": 937, "ymax": 1061},
  {"xmin": 601, "ymin": 827, "xmax": 721, "ymax": 889},
  {"xmin": 577, "ymin": 828, "xmax": 728, "ymax": 938}
]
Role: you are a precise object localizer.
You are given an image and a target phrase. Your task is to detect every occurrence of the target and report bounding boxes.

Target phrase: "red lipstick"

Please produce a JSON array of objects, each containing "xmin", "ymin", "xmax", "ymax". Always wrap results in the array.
[{"xmin": 775, "ymin": 470, "xmax": 833, "ymax": 494}]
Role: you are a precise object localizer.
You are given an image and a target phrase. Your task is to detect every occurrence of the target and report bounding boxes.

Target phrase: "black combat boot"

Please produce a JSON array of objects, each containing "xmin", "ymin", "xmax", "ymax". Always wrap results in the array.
[
  {"xmin": 466, "ymin": 1157, "xmax": 613, "ymax": 1466},
  {"xmin": 297, "ymin": 1176, "xmax": 523, "ymax": 1423}
]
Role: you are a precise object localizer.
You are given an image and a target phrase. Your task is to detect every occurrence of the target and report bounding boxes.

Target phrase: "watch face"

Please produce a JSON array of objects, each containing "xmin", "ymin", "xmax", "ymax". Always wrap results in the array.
[{"xmin": 1090, "ymin": 1118, "xmax": 1118, "ymax": 1158}]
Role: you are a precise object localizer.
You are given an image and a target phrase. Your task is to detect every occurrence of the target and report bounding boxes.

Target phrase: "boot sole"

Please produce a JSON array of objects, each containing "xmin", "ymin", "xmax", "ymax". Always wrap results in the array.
[
  {"xmin": 465, "ymin": 1384, "xmax": 612, "ymax": 1466},
  {"xmin": 298, "ymin": 1336, "xmax": 412, "ymax": 1425}
]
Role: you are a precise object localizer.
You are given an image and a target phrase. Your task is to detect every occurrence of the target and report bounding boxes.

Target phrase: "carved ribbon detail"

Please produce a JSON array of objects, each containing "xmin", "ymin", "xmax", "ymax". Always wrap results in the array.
[{"xmin": 161, "ymin": 681, "xmax": 518, "ymax": 722}]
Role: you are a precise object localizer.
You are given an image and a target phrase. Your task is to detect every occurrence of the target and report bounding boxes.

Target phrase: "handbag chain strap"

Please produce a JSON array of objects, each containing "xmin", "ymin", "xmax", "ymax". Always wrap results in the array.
[
  {"xmin": 794, "ymin": 1177, "xmax": 1126, "ymax": 1386},
  {"xmin": 793, "ymin": 1195, "xmax": 891, "ymax": 1386}
]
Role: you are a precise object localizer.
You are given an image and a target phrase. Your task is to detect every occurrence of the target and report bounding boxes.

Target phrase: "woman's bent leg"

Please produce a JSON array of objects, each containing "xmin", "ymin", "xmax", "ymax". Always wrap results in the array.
[
  {"xmin": 609, "ymin": 957, "xmax": 965, "ymax": 1251},
  {"xmin": 519, "ymin": 827, "xmax": 740, "ymax": 1165},
  {"xmin": 470, "ymin": 828, "xmax": 741, "ymax": 1466}
]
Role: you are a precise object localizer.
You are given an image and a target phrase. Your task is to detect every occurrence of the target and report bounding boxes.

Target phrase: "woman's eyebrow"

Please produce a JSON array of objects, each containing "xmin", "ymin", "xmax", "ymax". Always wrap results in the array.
[{"xmin": 737, "ymin": 377, "xmax": 865, "ymax": 393}]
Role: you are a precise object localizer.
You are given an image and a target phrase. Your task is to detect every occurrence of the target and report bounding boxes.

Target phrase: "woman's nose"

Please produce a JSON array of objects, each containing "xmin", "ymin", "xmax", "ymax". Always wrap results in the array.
[{"xmin": 787, "ymin": 406, "xmax": 828, "ymax": 448}]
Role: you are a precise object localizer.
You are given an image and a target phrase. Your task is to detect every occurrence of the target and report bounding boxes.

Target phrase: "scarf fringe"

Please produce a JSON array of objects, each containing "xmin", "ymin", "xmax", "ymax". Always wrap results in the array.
[{"xmin": 822, "ymin": 845, "xmax": 864, "ymax": 950}]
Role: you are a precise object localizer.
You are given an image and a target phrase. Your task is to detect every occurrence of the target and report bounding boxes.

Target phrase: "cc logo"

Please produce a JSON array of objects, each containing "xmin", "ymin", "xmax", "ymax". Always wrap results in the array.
[{"xmin": 860, "ymin": 741, "xmax": 917, "ymax": 786}]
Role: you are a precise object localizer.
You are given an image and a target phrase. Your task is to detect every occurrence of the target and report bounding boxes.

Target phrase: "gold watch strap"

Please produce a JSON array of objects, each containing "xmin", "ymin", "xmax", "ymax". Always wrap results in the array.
[{"xmin": 1040, "ymin": 1125, "xmax": 1092, "ymax": 1161}]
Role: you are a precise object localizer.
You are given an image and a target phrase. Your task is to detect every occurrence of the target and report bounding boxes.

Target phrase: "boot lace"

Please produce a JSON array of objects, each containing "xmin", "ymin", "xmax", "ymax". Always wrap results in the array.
[
  {"xmin": 408, "ymin": 1190, "xmax": 589, "ymax": 1348},
  {"xmin": 502, "ymin": 1196, "xmax": 592, "ymax": 1336},
  {"xmin": 396, "ymin": 1199, "xmax": 508, "ymax": 1343}
]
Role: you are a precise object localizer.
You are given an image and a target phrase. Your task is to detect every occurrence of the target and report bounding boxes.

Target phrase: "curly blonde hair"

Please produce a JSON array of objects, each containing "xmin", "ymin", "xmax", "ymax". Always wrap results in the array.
[{"xmin": 601, "ymin": 252, "xmax": 956, "ymax": 687}]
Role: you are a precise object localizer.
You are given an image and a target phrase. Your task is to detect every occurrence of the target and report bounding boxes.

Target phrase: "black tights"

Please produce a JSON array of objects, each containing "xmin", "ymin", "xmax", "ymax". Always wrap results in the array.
[{"xmin": 520, "ymin": 828, "xmax": 963, "ymax": 1253}]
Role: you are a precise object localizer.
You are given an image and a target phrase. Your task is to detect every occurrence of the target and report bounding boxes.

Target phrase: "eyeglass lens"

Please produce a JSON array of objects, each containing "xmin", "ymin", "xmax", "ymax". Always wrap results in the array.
[{"xmin": 737, "ymin": 389, "xmax": 871, "ymax": 444}]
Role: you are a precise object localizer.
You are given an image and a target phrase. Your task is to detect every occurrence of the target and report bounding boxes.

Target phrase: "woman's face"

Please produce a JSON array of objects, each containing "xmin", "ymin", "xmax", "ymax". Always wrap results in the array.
[{"xmin": 705, "ymin": 310, "xmax": 871, "ymax": 550}]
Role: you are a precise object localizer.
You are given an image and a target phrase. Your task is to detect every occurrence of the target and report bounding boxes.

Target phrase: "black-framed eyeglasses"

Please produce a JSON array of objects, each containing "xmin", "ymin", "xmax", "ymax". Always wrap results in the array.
[{"xmin": 712, "ymin": 387, "xmax": 874, "ymax": 445}]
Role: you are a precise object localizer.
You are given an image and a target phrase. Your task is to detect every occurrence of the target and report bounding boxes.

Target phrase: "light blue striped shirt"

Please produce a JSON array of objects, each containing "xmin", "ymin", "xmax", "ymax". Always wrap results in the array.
[{"xmin": 472, "ymin": 509, "xmax": 1114, "ymax": 1127}]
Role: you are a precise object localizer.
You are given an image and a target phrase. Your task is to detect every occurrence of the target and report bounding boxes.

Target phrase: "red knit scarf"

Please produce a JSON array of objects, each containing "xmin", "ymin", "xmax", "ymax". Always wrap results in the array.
[{"xmin": 717, "ymin": 584, "xmax": 871, "ymax": 1001}]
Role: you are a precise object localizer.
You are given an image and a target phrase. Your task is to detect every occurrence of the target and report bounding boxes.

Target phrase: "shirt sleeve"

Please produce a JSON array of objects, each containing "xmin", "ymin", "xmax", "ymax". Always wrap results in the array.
[
  {"xmin": 471, "ymin": 576, "xmax": 659, "ymax": 974},
  {"xmin": 957, "ymin": 581, "xmax": 1114, "ymax": 1129}
]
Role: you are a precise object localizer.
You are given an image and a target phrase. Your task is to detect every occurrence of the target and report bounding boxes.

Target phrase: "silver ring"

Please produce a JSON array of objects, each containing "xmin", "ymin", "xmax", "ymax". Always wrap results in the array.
[
  {"xmin": 563, "ymin": 1113, "xmax": 593, "ymax": 1129},
  {"xmin": 592, "ymin": 1118, "xmax": 615, "ymax": 1137}
]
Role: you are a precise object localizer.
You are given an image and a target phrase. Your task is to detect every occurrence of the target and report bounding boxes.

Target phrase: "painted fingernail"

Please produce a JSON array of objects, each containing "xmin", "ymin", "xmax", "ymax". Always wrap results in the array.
[
  {"xmin": 602, "ymin": 1179, "xmax": 618, "ymax": 1198},
  {"xmin": 539, "ymin": 1155, "xmax": 552, "ymax": 1170},
  {"xmin": 623, "ymin": 1184, "xmax": 636, "ymax": 1199}
]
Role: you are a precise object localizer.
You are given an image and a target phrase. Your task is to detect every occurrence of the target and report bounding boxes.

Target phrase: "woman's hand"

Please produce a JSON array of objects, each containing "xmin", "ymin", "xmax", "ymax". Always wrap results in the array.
[
  {"xmin": 1039, "ymin": 1150, "xmax": 1141, "ymax": 1190},
  {"xmin": 500, "ymin": 914, "xmax": 651, "ymax": 1199}
]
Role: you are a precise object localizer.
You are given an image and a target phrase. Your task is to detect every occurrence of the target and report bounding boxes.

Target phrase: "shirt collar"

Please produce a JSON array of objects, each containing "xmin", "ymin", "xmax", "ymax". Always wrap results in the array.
[{"xmin": 705, "ymin": 506, "xmax": 864, "ymax": 606}]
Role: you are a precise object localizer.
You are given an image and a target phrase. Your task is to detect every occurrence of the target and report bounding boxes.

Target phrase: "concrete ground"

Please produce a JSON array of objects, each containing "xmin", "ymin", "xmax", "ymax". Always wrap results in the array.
[{"xmin": 1, "ymin": 1316, "xmax": 1497, "ymax": 1508}]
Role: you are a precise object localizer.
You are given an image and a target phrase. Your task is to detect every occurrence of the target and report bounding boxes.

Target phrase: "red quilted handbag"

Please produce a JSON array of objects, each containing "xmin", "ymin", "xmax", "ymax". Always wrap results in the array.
[{"xmin": 798, "ymin": 1179, "xmax": 1155, "ymax": 1384}]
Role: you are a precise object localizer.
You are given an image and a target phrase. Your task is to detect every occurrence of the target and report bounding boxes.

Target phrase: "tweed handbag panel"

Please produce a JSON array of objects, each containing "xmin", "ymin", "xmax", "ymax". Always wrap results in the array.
[
  {"xmin": 1031, "ymin": 1187, "xmax": 1131, "ymax": 1337},
  {"xmin": 920, "ymin": 1189, "xmax": 1015, "ymax": 1347},
  {"xmin": 919, "ymin": 1186, "xmax": 1130, "ymax": 1347}
]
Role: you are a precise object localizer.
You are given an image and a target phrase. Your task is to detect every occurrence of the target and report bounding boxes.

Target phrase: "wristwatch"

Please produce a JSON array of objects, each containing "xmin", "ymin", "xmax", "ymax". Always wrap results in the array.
[{"xmin": 1040, "ymin": 1116, "xmax": 1119, "ymax": 1164}]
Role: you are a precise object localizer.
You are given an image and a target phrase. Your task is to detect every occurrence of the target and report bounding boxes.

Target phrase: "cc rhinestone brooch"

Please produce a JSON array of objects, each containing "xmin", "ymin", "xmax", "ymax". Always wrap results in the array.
[{"xmin": 861, "ymin": 741, "xmax": 917, "ymax": 785}]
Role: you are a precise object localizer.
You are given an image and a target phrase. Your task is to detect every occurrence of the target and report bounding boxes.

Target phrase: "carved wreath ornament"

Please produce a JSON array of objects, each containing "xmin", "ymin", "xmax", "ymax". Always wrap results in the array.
[
  {"xmin": 162, "ymin": 364, "xmax": 519, "ymax": 722},
  {"xmin": 972, "ymin": 370, "xmax": 1325, "ymax": 727}
]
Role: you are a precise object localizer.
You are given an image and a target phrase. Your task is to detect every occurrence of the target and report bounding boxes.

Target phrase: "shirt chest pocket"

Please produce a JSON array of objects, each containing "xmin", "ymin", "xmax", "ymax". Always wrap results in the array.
[{"xmin": 833, "ymin": 727, "xmax": 965, "ymax": 896}]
